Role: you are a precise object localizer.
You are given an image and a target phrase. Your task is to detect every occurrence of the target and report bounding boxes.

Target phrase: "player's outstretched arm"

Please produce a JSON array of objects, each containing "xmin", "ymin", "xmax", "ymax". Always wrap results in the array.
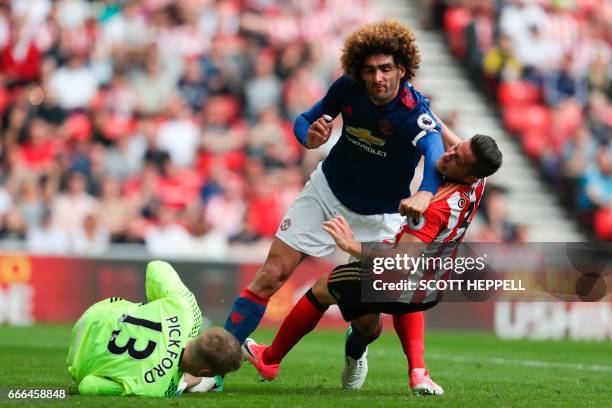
[
  {"xmin": 322, "ymin": 216, "xmax": 362, "ymax": 259},
  {"xmin": 145, "ymin": 260, "xmax": 190, "ymax": 302},
  {"xmin": 78, "ymin": 375, "xmax": 124, "ymax": 396},
  {"xmin": 416, "ymin": 131, "xmax": 444, "ymax": 196},
  {"xmin": 294, "ymin": 101, "xmax": 333, "ymax": 149},
  {"xmin": 293, "ymin": 75, "xmax": 349, "ymax": 148},
  {"xmin": 400, "ymin": 131, "xmax": 444, "ymax": 218},
  {"xmin": 145, "ymin": 260, "xmax": 203, "ymax": 335}
]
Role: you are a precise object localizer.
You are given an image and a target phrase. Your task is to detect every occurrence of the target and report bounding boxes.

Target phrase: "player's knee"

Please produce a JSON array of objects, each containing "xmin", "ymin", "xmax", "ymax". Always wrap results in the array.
[
  {"xmin": 353, "ymin": 314, "xmax": 381, "ymax": 339},
  {"xmin": 311, "ymin": 275, "xmax": 335, "ymax": 306}
]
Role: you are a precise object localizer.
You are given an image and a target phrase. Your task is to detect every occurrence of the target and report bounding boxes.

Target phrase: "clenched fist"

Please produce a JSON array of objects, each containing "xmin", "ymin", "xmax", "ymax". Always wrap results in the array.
[{"xmin": 306, "ymin": 116, "xmax": 333, "ymax": 149}]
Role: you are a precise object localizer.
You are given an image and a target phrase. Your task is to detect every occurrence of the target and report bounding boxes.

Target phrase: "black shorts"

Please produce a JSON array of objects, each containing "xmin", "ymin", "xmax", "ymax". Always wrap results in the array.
[{"xmin": 327, "ymin": 261, "xmax": 438, "ymax": 322}]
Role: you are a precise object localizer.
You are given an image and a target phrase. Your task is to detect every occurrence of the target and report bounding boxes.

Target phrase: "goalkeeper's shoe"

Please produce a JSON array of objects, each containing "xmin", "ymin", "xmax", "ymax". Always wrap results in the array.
[
  {"xmin": 341, "ymin": 327, "xmax": 368, "ymax": 390},
  {"xmin": 242, "ymin": 338, "xmax": 279, "ymax": 381},
  {"xmin": 409, "ymin": 369, "xmax": 444, "ymax": 395}
]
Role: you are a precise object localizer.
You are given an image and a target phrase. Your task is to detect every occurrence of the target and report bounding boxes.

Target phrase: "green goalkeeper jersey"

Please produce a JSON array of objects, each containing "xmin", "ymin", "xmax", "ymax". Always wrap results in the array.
[{"xmin": 67, "ymin": 261, "xmax": 202, "ymax": 397}]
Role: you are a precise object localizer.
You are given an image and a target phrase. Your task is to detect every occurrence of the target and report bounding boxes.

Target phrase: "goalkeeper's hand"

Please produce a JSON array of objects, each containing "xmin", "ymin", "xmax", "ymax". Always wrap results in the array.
[{"xmin": 179, "ymin": 374, "xmax": 223, "ymax": 394}]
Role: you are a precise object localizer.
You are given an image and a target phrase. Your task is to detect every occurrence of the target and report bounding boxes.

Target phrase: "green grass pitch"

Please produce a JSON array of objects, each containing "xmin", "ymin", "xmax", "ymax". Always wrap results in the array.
[{"xmin": 0, "ymin": 325, "xmax": 610, "ymax": 407}]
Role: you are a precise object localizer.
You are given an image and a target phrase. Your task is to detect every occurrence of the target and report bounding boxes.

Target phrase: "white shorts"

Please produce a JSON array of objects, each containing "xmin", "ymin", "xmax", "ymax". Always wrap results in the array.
[{"xmin": 275, "ymin": 164, "xmax": 404, "ymax": 257}]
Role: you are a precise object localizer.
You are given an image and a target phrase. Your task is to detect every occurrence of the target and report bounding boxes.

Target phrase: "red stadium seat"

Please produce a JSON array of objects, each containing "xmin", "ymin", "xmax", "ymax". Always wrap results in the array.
[
  {"xmin": 0, "ymin": 87, "xmax": 8, "ymax": 115},
  {"xmin": 523, "ymin": 104, "xmax": 552, "ymax": 134},
  {"xmin": 65, "ymin": 112, "xmax": 92, "ymax": 141},
  {"xmin": 502, "ymin": 106, "xmax": 525, "ymax": 135},
  {"xmin": 594, "ymin": 208, "xmax": 612, "ymax": 241},
  {"xmin": 549, "ymin": 102, "xmax": 583, "ymax": 151},
  {"xmin": 196, "ymin": 151, "xmax": 246, "ymax": 179},
  {"xmin": 102, "ymin": 114, "xmax": 136, "ymax": 140},
  {"xmin": 443, "ymin": 7, "xmax": 472, "ymax": 58},
  {"xmin": 498, "ymin": 81, "xmax": 541, "ymax": 108},
  {"xmin": 521, "ymin": 128, "xmax": 547, "ymax": 160},
  {"xmin": 502, "ymin": 103, "xmax": 550, "ymax": 134}
]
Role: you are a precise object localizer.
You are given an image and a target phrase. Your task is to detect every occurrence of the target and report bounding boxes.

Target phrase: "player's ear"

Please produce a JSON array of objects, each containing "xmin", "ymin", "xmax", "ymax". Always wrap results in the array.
[{"xmin": 397, "ymin": 65, "xmax": 406, "ymax": 79}]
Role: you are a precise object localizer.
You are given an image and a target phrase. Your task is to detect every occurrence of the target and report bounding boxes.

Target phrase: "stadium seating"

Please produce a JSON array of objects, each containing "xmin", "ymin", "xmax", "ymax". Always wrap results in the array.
[{"xmin": 441, "ymin": 0, "xmax": 610, "ymax": 239}]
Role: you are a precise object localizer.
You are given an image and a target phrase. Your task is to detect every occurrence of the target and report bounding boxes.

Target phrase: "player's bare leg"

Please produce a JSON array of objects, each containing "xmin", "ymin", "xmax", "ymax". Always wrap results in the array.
[
  {"xmin": 248, "ymin": 238, "xmax": 308, "ymax": 298},
  {"xmin": 225, "ymin": 238, "xmax": 307, "ymax": 345}
]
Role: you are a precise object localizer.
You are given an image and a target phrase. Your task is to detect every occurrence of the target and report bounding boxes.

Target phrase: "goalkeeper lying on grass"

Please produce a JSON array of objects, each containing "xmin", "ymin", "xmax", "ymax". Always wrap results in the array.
[{"xmin": 67, "ymin": 260, "xmax": 243, "ymax": 397}]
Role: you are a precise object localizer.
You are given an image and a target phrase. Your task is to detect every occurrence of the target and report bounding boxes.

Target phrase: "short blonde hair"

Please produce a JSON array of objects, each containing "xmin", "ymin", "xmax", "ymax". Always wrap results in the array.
[
  {"xmin": 192, "ymin": 327, "xmax": 243, "ymax": 375},
  {"xmin": 341, "ymin": 19, "xmax": 421, "ymax": 84}
]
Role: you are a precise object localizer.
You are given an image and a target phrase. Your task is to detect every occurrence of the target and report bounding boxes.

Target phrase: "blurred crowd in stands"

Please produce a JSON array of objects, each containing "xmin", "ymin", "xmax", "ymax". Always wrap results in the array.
[
  {"xmin": 0, "ymin": 0, "xmax": 379, "ymax": 257},
  {"xmin": 428, "ymin": 0, "xmax": 611, "ymax": 240},
  {"xmin": 2, "ymin": 0, "xmax": 602, "ymax": 260}
]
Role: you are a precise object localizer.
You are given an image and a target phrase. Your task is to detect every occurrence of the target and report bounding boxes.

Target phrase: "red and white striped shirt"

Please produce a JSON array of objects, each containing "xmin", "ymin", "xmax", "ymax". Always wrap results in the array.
[
  {"xmin": 392, "ymin": 179, "xmax": 487, "ymax": 304},
  {"xmin": 395, "ymin": 178, "xmax": 486, "ymax": 245}
]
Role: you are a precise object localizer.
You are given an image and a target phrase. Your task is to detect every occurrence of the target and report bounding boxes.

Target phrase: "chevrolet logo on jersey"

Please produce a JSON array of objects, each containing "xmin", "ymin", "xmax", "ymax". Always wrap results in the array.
[{"xmin": 346, "ymin": 126, "xmax": 386, "ymax": 146}]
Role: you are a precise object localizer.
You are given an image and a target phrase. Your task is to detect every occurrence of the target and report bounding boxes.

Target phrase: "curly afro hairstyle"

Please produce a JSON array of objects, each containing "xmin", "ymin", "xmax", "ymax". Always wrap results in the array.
[{"xmin": 341, "ymin": 19, "xmax": 420, "ymax": 85}]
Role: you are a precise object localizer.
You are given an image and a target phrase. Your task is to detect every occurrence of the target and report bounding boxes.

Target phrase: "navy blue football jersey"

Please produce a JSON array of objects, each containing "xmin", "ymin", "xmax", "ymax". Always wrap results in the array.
[{"xmin": 295, "ymin": 75, "xmax": 444, "ymax": 215}]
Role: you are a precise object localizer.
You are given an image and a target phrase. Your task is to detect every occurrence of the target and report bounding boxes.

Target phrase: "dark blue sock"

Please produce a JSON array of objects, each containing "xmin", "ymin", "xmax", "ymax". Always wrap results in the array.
[
  {"xmin": 224, "ymin": 289, "xmax": 268, "ymax": 345},
  {"xmin": 345, "ymin": 322, "xmax": 382, "ymax": 360}
]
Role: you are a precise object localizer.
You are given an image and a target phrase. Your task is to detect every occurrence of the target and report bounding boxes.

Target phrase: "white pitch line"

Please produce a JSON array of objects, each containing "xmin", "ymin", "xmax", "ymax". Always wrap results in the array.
[{"xmin": 426, "ymin": 353, "xmax": 612, "ymax": 372}]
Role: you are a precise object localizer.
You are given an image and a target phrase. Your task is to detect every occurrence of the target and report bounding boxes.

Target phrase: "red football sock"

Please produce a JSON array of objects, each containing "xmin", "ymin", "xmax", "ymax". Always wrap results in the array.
[
  {"xmin": 393, "ymin": 312, "xmax": 426, "ymax": 370},
  {"xmin": 263, "ymin": 290, "xmax": 327, "ymax": 365}
]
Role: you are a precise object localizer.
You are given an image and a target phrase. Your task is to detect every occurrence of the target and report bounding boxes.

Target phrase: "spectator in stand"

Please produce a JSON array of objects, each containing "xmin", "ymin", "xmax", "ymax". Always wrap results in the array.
[
  {"xmin": 26, "ymin": 207, "xmax": 69, "ymax": 253},
  {"xmin": 104, "ymin": 72, "xmax": 139, "ymax": 117},
  {"xmin": 131, "ymin": 50, "xmax": 175, "ymax": 115},
  {"xmin": 103, "ymin": 132, "xmax": 144, "ymax": 181},
  {"xmin": 443, "ymin": 0, "xmax": 610, "ymax": 240},
  {"xmin": 157, "ymin": 156, "xmax": 202, "ymax": 211},
  {"xmin": 1, "ymin": 13, "xmax": 44, "ymax": 83},
  {"xmin": 203, "ymin": 173, "xmax": 245, "ymax": 239},
  {"xmin": 283, "ymin": 65, "xmax": 326, "ymax": 119},
  {"xmin": 577, "ymin": 143, "xmax": 612, "ymax": 214},
  {"xmin": 19, "ymin": 118, "xmax": 58, "ymax": 174},
  {"xmin": 464, "ymin": 0, "xmax": 494, "ymax": 82},
  {"xmin": 70, "ymin": 213, "xmax": 110, "ymax": 254},
  {"xmin": 244, "ymin": 49, "xmax": 282, "ymax": 121},
  {"xmin": 101, "ymin": 0, "xmax": 150, "ymax": 51},
  {"xmin": 499, "ymin": 0, "xmax": 548, "ymax": 63},
  {"xmin": 0, "ymin": 182, "xmax": 13, "ymax": 234},
  {"xmin": 96, "ymin": 177, "xmax": 134, "ymax": 243},
  {"xmin": 248, "ymin": 106, "xmax": 301, "ymax": 169},
  {"xmin": 48, "ymin": 53, "xmax": 99, "ymax": 111},
  {"xmin": 179, "ymin": 58, "xmax": 210, "ymax": 112},
  {"xmin": 0, "ymin": 0, "xmax": 389, "ymax": 253},
  {"xmin": 518, "ymin": 24, "xmax": 559, "ymax": 87},
  {"xmin": 483, "ymin": 33, "xmax": 523, "ymax": 85},
  {"xmin": 229, "ymin": 211, "xmax": 263, "ymax": 245},
  {"xmin": 559, "ymin": 125, "xmax": 598, "ymax": 206},
  {"xmin": 585, "ymin": 91, "xmax": 611, "ymax": 144},
  {"xmin": 51, "ymin": 171, "xmax": 98, "ymax": 236},
  {"xmin": 543, "ymin": 3, "xmax": 579, "ymax": 60},
  {"xmin": 185, "ymin": 208, "xmax": 230, "ymax": 259},
  {"xmin": 275, "ymin": 43, "xmax": 308, "ymax": 81},
  {"xmin": 144, "ymin": 205, "xmax": 191, "ymax": 257},
  {"xmin": 245, "ymin": 174, "xmax": 284, "ymax": 239},
  {"xmin": 199, "ymin": 95, "xmax": 247, "ymax": 177},
  {"xmin": 475, "ymin": 185, "xmax": 521, "ymax": 242},
  {"xmin": 156, "ymin": 95, "xmax": 200, "ymax": 168},
  {"xmin": 544, "ymin": 53, "xmax": 588, "ymax": 107},
  {"xmin": 122, "ymin": 162, "xmax": 160, "ymax": 214},
  {"xmin": 4, "ymin": 177, "xmax": 45, "ymax": 237}
]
